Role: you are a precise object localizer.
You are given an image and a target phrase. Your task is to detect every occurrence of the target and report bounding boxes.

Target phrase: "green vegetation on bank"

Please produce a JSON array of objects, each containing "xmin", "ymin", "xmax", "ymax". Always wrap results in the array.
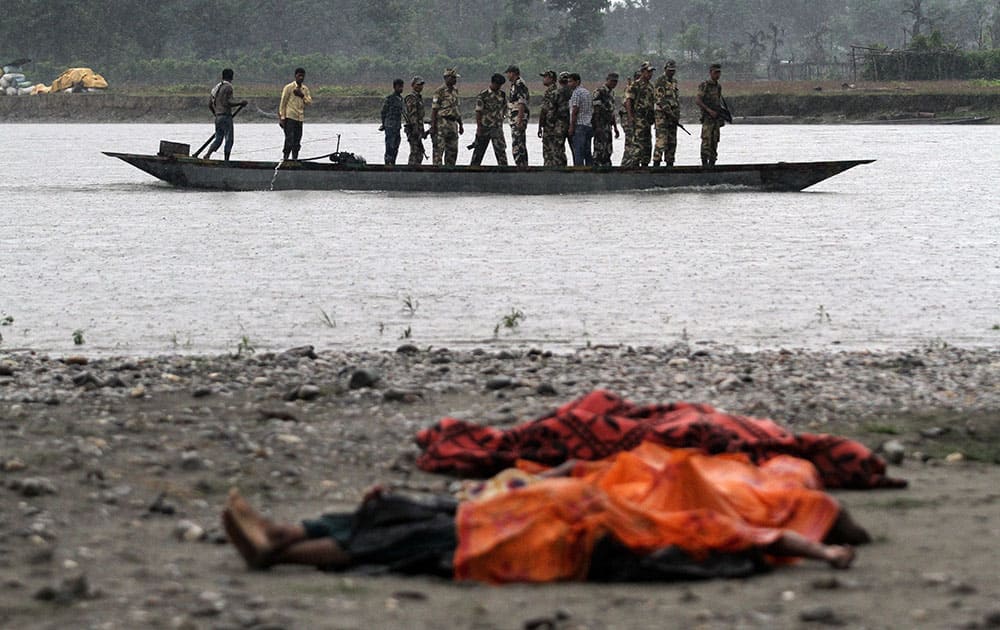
[
  {"xmin": 20, "ymin": 51, "xmax": 658, "ymax": 89},
  {"xmin": 864, "ymin": 45, "xmax": 1000, "ymax": 81},
  {"xmin": 4, "ymin": 1, "xmax": 999, "ymax": 88}
]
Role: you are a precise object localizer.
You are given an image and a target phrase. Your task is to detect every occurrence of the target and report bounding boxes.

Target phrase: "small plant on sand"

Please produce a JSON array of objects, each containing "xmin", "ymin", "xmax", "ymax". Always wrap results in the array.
[
  {"xmin": 399, "ymin": 325, "xmax": 412, "ymax": 340},
  {"xmin": 319, "ymin": 307, "xmax": 337, "ymax": 328},
  {"xmin": 1, "ymin": 313, "xmax": 12, "ymax": 326},
  {"xmin": 378, "ymin": 321, "xmax": 385, "ymax": 336},
  {"xmin": 503, "ymin": 308, "xmax": 525, "ymax": 329},
  {"xmin": 992, "ymin": 323, "xmax": 999, "ymax": 331},
  {"xmin": 72, "ymin": 329, "xmax": 85, "ymax": 345},
  {"xmin": 402, "ymin": 294, "xmax": 419, "ymax": 316},
  {"xmin": 494, "ymin": 308, "xmax": 525, "ymax": 337},
  {"xmin": 816, "ymin": 304, "xmax": 832, "ymax": 324},
  {"xmin": 235, "ymin": 335, "xmax": 256, "ymax": 357}
]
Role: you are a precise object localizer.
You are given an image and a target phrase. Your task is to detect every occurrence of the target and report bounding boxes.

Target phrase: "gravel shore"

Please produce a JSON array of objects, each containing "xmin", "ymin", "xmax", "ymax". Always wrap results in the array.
[{"xmin": 2, "ymin": 342, "xmax": 999, "ymax": 629}]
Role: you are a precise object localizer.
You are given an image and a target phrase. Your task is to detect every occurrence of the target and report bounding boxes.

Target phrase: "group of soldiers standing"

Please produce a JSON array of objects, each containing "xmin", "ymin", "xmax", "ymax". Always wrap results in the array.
[{"xmin": 381, "ymin": 61, "xmax": 728, "ymax": 168}]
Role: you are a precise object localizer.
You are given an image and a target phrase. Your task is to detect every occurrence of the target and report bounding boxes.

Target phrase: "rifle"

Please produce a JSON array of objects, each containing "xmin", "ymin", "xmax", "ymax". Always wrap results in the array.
[
  {"xmin": 719, "ymin": 95, "xmax": 734, "ymax": 124},
  {"xmin": 676, "ymin": 121, "xmax": 692, "ymax": 136}
]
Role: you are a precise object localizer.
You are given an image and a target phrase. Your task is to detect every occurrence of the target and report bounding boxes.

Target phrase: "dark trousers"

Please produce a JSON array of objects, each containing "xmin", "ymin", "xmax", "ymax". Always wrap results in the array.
[
  {"xmin": 283, "ymin": 119, "xmax": 303, "ymax": 159},
  {"xmin": 206, "ymin": 114, "xmax": 234, "ymax": 160},
  {"xmin": 384, "ymin": 127, "xmax": 401, "ymax": 165},
  {"xmin": 571, "ymin": 125, "xmax": 594, "ymax": 166},
  {"xmin": 469, "ymin": 127, "xmax": 508, "ymax": 166}
]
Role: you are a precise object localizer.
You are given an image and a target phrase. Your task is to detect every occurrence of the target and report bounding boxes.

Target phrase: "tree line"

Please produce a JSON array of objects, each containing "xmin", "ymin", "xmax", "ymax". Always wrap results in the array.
[{"xmin": 3, "ymin": 0, "xmax": 999, "ymax": 84}]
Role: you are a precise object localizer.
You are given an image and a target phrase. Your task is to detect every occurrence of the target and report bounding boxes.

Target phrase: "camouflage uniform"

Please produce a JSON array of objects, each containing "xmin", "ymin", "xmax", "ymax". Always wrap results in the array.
[
  {"xmin": 403, "ymin": 89, "xmax": 426, "ymax": 166},
  {"xmin": 698, "ymin": 78, "xmax": 724, "ymax": 165},
  {"xmin": 618, "ymin": 76, "xmax": 634, "ymax": 165},
  {"xmin": 652, "ymin": 74, "xmax": 680, "ymax": 166},
  {"xmin": 621, "ymin": 78, "xmax": 655, "ymax": 167},
  {"xmin": 539, "ymin": 83, "xmax": 566, "ymax": 166},
  {"xmin": 507, "ymin": 77, "xmax": 530, "ymax": 166},
  {"xmin": 471, "ymin": 88, "xmax": 508, "ymax": 166},
  {"xmin": 545, "ymin": 82, "xmax": 573, "ymax": 166},
  {"xmin": 432, "ymin": 83, "xmax": 462, "ymax": 166},
  {"xmin": 591, "ymin": 84, "xmax": 617, "ymax": 167}
]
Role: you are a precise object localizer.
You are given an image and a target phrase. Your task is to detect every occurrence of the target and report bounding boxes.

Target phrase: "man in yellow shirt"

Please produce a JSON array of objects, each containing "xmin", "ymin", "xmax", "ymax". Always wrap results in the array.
[{"xmin": 279, "ymin": 68, "xmax": 312, "ymax": 160}]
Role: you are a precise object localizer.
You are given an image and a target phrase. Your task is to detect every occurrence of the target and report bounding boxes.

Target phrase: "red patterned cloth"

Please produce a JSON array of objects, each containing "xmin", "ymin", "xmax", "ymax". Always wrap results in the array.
[{"xmin": 416, "ymin": 390, "xmax": 906, "ymax": 489}]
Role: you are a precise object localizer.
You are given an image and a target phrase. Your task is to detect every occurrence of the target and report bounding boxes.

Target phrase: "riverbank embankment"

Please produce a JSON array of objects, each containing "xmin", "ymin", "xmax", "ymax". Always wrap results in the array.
[
  {"xmin": 1, "ymin": 343, "xmax": 1000, "ymax": 628},
  {"xmin": 2, "ymin": 91, "xmax": 998, "ymax": 123}
]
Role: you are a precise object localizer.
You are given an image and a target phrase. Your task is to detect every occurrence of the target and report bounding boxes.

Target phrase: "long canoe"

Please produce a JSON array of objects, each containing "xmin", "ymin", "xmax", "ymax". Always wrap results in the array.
[
  {"xmin": 856, "ymin": 116, "xmax": 991, "ymax": 125},
  {"xmin": 104, "ymin": 152, "xmax": 873, "ymax": 194}
]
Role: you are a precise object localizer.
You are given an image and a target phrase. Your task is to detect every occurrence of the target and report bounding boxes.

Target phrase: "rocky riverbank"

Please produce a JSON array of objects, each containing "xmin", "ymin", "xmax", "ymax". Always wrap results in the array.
[
  {"xmin": 2, "ymin": 91, "xmax": 998, "ymax": 123},
  {"xmin": 2, "ymin": 343, "xmax": 999, "ymax": 628}
]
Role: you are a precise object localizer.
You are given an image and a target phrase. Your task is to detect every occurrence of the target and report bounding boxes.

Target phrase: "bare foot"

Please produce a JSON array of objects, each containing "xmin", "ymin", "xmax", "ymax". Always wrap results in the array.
[
  {"xmin": 226, "ymin": 489, "xmax": 273, "ymax": 554},
  {"xmin": 826, "ymin": 545, "xmax": 856, "ymax": 570},
  {"xmin": 221, "ymin": 509, "xmax": 272, "ymax": 569}
]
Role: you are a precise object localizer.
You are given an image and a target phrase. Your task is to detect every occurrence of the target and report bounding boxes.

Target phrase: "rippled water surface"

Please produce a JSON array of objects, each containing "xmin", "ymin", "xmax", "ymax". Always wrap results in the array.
[{"xmin": 1, "ymin": 122, "xmax": 998, "ymax": 355}]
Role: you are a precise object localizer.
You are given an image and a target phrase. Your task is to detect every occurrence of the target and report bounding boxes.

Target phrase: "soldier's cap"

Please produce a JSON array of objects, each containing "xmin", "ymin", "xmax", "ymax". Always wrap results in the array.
[
  {"xmin": 710, "ymin": 63, "xmax": 722, "ymax": 70},
  {"xmin": 443, "ymin": 68, "xmax": 461, "ymax": 78},
  {"xmin": 557, "ymin": 71, "xmax": 570, "ymax": 80},
  {"xmin": 664, "ymin": 59, "xmax": 677, "ymax": 69},
  {"xmin": 411, "ymin": 75, "xmax": 425, "ymax": 85},
  {"xmin": 539, "ymin": 69, "xmax": 556, "ymax": 79},
  {"xmin": 638, "ymin": 61, "xmax": 656, "ymax": 72},
  {"xmin": 505, "ymin": 64, "xmax": 520, "ymax": 74},
  {"xmin": 606, "ymin": 72, "xmax": 620, "ymax": 80}
]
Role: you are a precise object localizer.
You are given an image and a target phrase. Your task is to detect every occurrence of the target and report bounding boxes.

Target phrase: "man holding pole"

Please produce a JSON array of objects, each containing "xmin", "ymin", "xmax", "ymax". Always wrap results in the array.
[{"xmin": 204, "ymin": 68, "xmax": 247, "ymax": 161}]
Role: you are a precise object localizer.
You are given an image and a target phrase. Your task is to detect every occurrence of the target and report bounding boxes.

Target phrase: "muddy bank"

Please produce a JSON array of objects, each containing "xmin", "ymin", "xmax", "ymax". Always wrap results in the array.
[
  {"xmin": 2, "ymin": 343, "xmax": 1000, "ymax": 628},
  {"xmin": 2, "ymin": 91, "xmax": 998, "ymax": 123}
]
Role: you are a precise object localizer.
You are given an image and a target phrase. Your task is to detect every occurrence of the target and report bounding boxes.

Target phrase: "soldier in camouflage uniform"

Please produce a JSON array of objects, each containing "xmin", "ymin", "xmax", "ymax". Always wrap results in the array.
[
  {"xmin": 470, "ymin": 74, "xmax": 507, "ymax": 166},
  {"xmin": 403, "ymin": 76, "xmax": 427, "ymax": 166},
  {"xmin": 652, "ymin": 59, "xmax": 681, "ymax": 167},
  {"xmin": 621, "ymin": 62, "xmax": 656, "ymax": 168},
  {"xmin": 505, "ymin": 65, "xmax": 530, "ymax": 167},
  {"xmin": 696, "ymin": 63, "xmax": 725, "ymax": 166},
  {"xmin": 537, "ymin": 70, "xmax": 568, "ymax": 166},
  {"xmin": 617, "ymin": 72, "xmax": 637, "ymax": 166},
  {"xmin": 553, "ymin": 72, "xmax": 574, "ymax": 164},
  {"xmin": 430, "ymin": 68, "xmax": 464, "ymax": 166},
  {"xmin": 470, "ymin": 73, "xmax": 509, "ymax": 166},
  {"xmin": 591, "ymin": 72, "xmax": 619, "ymax": 167}
]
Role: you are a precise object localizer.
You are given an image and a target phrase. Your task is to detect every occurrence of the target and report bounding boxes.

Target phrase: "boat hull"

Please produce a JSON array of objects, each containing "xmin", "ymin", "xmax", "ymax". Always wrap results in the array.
[{"xmin": 104, "ymin": 153, "xmax": 873, "ymax": 194}]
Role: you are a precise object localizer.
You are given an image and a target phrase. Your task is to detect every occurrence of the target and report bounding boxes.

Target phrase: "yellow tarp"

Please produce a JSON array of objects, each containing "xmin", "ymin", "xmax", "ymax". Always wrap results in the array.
[{"xmin": 49, "ymin": 67, "xmax": 108, "ymax": 92}]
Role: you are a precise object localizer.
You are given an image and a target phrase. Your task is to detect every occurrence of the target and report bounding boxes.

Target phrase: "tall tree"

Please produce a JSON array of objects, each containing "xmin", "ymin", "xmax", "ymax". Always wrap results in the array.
[{"xmin": 545, "ymin": 0, "xmax": 611, "ymax": 56}]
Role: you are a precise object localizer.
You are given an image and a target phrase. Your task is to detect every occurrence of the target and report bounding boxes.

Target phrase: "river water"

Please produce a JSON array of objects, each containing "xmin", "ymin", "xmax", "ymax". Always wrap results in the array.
[{"xmin": 1, "ymin": 123, "xmax": 997, "ymax": 356}]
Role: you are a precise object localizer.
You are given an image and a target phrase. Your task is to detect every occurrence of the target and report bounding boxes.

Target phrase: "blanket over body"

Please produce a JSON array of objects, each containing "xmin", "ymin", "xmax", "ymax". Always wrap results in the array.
[
  {"xmin": 416, "ymin": 390, "xmax": 905, "ymax": 489},
  {"xmin": 454, "ymin": 442, "xmax": 841, "ymax": 583}
]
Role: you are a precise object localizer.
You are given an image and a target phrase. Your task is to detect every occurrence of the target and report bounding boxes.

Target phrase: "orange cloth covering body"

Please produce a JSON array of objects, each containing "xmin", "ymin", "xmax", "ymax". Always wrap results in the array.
[{"xmin": 454, "ymin": 442, "xmax": 840, "ymax": 583}]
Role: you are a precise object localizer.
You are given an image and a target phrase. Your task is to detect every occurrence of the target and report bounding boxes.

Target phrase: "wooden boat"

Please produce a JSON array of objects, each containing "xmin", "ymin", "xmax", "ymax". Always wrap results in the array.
[
  {"xmin": 104, "ymin": 151, "xmax": 873, "ymax": 194},
  {"xmin": 857, "ymin": 116, "xmax": 991, "ymax": 125}
]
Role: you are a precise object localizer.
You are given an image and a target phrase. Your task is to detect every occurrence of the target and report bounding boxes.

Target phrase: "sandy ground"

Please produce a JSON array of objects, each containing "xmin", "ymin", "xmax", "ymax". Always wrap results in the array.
[{"xmin": 2, "ymin": 349, "xmax": 999, "ymax": 629}]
